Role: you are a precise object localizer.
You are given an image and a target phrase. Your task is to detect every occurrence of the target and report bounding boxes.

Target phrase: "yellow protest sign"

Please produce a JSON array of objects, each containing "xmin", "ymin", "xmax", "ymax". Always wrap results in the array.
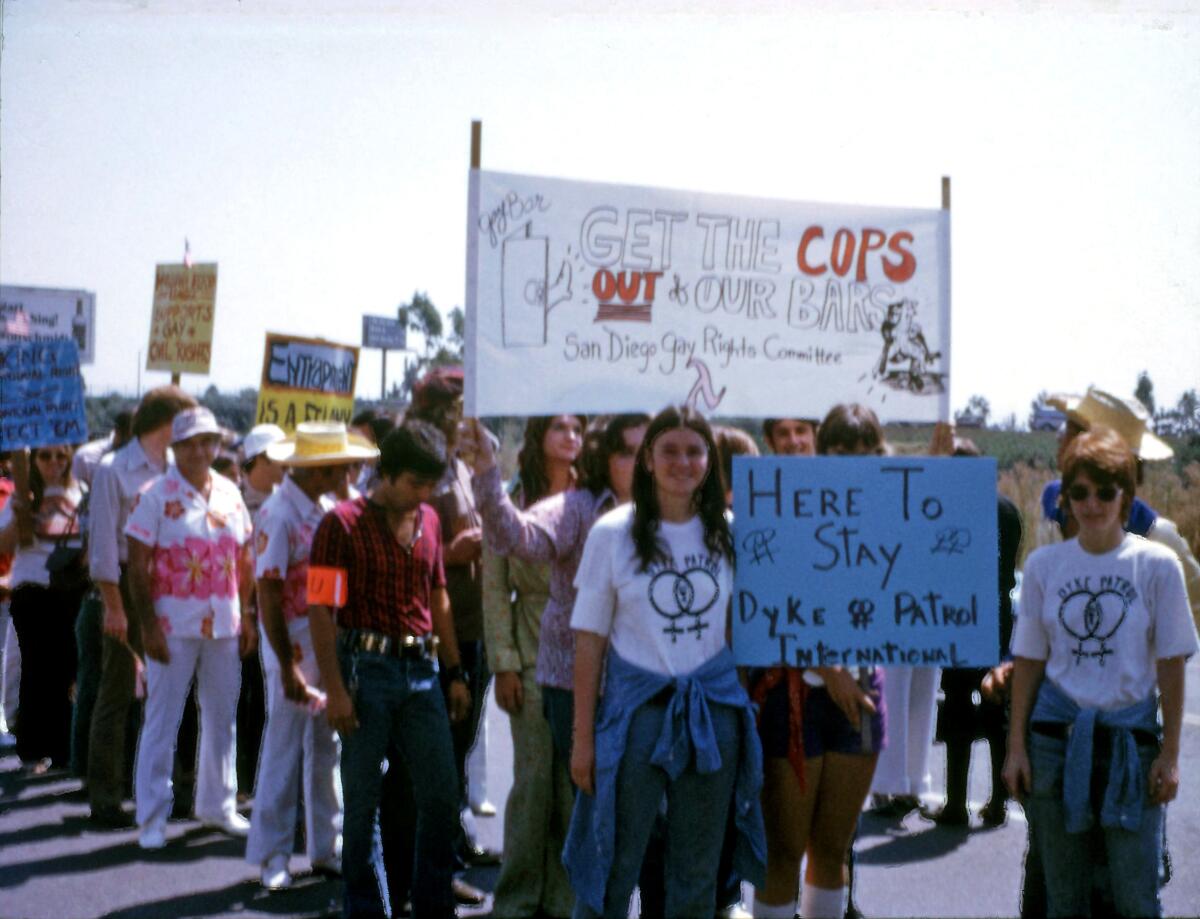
[
  {"xmin": 255, "ymin": 333, "xmax": 359, "ymax": 433},
  {"xmin": 146, "ymin": 263, "xmax": 217, "ymax": 374}
]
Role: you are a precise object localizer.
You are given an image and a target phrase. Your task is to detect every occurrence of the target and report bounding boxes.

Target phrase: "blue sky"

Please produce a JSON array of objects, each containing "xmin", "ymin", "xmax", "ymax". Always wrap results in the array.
[{"xmin": 3, "ymin": 0, "xmax": 1197, "ymax": 423}]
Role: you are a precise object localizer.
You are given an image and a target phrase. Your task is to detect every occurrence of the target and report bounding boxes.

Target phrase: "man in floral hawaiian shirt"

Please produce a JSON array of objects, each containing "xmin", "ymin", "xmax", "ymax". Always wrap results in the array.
[
  {"xmin": 125, "ymin": 407, "xmax": 255, "ymax": 850},
  {"xmin": 246, "ymin": 422, "xmax": 378, "ymax": 890}
]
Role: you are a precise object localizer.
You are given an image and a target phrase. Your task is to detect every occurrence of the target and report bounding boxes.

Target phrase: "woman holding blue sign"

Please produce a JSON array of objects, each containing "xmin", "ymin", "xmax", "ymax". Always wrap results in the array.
[
  {"xmin": 564, "ymin": 405, "xmax": 766, "ymax": 919},
  {"xmin": 752, "ymin": 403, "xmax": 885, "ymax": 919},
  {"xmin": 1004, "ymin": 425, "xmax": 1197, "ymax": 918}
]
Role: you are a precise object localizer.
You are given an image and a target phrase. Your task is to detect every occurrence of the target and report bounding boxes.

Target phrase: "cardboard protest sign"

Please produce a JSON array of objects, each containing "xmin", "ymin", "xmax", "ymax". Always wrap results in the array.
[
  {"xmin": 0, "ymin": 285, "xmax": 96, "ymax": 364},
  {"xmin": 254, "ymin": 333, "xmax": 359, "ymax": 433},
  {"xmin": 732, "ymin": 456, "xmax": 999, "ymax": 668},
  {"xmin": 466, "ymin": 170, "xmax": 949, "ymax": 420},
  {"xmin": 0, "ymin": 339, "xmax": 88, "ymax": 451},
  {"xmin": 146, "ymin": 263, "xmax": 217, "ymax": 374}
]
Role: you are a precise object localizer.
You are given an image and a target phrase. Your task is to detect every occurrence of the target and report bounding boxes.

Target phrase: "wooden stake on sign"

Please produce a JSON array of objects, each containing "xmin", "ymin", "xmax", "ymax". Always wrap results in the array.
[
  {"xmin": 470, "ymin": 120, "xmax": 482, "ymax": 170},
  {"xmin": 941, "ymin": 175, "xmax": 951, "ymax": 425}
]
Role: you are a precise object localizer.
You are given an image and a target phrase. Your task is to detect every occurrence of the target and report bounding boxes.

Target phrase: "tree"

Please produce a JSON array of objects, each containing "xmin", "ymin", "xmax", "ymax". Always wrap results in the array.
[
  {"xmin": 1176, "ymin": 389, "xmax": 1199, "ymax": 435},
  {"xmin": 394, "ymin": 294, "xmax": 464, "ymax": 404},
  {"xmin": 1134, "ymin": 371, "xmax": 1155, "ymax": 416}
]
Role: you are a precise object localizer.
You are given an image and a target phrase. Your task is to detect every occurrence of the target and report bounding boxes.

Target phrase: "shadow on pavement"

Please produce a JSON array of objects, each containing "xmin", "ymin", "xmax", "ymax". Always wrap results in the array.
[
  {"xmin": 854, "ymin": 814, "xmax": 970, "ymax": 865},
  {"xmin": 98, "ymin": 875, "xmax": 341, "ymax": 919}
]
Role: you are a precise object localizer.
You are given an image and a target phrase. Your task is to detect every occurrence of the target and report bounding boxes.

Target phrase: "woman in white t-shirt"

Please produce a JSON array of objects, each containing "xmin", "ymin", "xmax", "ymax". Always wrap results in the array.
[
  {"xmin": 0, "ymin": 445, "xmax": 87, "ymax": 771},
  {"xmin": 1004, "ymin": 425, "xmax": 1197, "ymax": 918},
  {"xmin": 563, "ymin": 405, "xmax": 765, "ymax": 919}
]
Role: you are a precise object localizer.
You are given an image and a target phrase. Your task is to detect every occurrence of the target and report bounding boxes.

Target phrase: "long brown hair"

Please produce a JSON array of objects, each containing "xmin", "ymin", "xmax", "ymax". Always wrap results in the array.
[
  {"xmin": 515, "ymin": 415, "xmax": 587, "ymax": 507},
  {"xmin": 29, "ymin": 445, "xmax": 76, "ymax": 512},
  {"xmin": 631, "ymin": 406, "xmax": 733, "ymax": 571}
]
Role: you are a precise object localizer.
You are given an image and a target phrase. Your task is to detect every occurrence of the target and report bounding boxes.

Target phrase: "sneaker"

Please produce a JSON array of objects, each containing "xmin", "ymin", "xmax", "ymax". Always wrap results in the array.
[
  {"xmin": 199, "ymin": 811, "xmax": 250, "ymax": 837},
  {"xmin": 717, "ymin": 901, "xmax": 753, "ymax": 918},
  {"xmin": 261, "ymin": 854, "xmax": 292, "ymax": 890},
  {"xmin": 138, "ymin": 822, "xmax": 167, "ymax": 850},
  {"xmin": 469, "ymin": 798, "xmax": 497, "ymax": 817}
]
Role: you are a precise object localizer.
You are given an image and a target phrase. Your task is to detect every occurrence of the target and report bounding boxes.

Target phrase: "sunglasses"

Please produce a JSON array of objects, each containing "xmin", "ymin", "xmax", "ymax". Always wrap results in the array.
[
  {"xmin": 35, "ymin": 451, "xmax": 71, "ymax": 462},
  {"xmin": 1066, "ymin": 483, "xmax": 1121, "ymax": 503}
]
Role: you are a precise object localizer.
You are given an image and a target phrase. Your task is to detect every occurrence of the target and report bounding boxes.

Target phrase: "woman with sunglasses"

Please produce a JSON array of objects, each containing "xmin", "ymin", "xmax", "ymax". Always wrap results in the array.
[
  {"xmin": 752, "ymin": 403, "xmax": 884, "ymax": 919},
  {"xmin": 1004, "ymin": 425, "xmax": 1197, "ymax": 918},
  {"xmin": 0, "ymin": 445, "xmax": 88, "ymax": 771},
  {"xmin": 563, "ymin": 405, "xmax": 765, "ymax": 919}
]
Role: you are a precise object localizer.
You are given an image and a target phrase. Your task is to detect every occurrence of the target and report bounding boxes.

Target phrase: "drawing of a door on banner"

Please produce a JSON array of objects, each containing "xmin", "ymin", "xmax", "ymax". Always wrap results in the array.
[{"xmin": 501, "ymin": 224, "xmax": 573, "ymax": 347}]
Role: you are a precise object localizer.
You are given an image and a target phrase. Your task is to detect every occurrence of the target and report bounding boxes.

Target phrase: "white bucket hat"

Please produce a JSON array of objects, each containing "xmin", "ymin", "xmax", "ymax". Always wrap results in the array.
[
  {"xmin": 242, "ymin": 424, "xmax": 287, "ymax": 462},
  {"xmin": 171, "ymin": 407, "xmax": 222, "ymax": 445},
  {"xmin": 265, "ymin": 422, "xmax": 380, "ymax": 467}
]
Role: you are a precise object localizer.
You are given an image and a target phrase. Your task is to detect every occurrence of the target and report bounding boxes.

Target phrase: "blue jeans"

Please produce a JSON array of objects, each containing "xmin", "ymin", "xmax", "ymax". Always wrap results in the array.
[
  {"xmin": 338, "ymin": 641, "xmax": 459, "ymax": 919},
  {"xmin": 1025, "ymin": 730, "xmax": 1163, "ymax": 918},
  {"xmin": 573, "ymin": 700, "xmax": 740, "ymax": 919}
]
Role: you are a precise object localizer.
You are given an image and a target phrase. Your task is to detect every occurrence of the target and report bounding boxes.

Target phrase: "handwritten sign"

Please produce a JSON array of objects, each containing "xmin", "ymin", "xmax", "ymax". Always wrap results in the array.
[
  {"xmin": 0, "ymin": 339, "xmax": 88, "ymax": 450},
  {"xmin": 732, "ymin": 456, "xmax": 999, "ymax": 668},
  {"xmin": 146, "ymin": 263, "xmax": 217, "ymax": 374},
  {"xmin": 465, "ymin": 170, "xmax": 950, "ymax": 420},
  {"xmin": 306, "ymin": 566, "xmax": 348, "ymax": 607},
  {"xmin": 254, "ymin": 333, "xmax": 359, "ymax": 434},
  {"xmin": 0, "ymin": 285, "xmax": 96, "ymax": 364}
]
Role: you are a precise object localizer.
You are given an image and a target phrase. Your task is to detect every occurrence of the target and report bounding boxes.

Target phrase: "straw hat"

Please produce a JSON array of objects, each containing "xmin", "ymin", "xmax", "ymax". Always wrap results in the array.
[
  {"xmin": 1047, "ymin": 387, "xmax": 1173, "ymax": 461},
  {"xmin": 266, "ymin": 422, "xmax": 380, "ymax": 467}
]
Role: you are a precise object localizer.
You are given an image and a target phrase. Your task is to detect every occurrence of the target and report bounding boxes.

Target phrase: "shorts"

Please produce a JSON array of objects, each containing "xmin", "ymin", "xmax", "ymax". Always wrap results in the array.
[{"xmin": 757, "ymin": 667, "xmax": 886, "ymax": 758}]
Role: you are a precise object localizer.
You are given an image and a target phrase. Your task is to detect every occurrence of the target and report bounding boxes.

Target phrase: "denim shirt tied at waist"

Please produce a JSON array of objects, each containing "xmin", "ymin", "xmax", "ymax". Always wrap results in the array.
[
  {"xmin": 563, "ymin": 647, "xmax": 767, "ymax": 914},
  {"xmin": 1031, "ymin": 678, "xmax": 1159, "ymax": 834}
]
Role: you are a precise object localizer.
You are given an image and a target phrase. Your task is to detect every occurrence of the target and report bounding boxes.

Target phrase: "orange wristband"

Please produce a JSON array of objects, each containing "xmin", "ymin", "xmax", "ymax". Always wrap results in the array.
[{"xmin": 307, "ymin": 566, "xmax": 349, "ymax": 608}]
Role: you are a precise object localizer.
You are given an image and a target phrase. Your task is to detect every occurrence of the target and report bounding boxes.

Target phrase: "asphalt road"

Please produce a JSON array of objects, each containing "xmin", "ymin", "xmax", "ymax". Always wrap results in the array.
[{"xmin": 3, "ymin": 661, "xmax": 1199, "ymax": 919}]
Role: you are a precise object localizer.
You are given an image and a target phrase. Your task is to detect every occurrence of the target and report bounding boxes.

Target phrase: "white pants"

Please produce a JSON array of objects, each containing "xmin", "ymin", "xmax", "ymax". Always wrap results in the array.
[
  {"xmin": 871, "ymin": 666, "xmax": 940, "ymax": 797},
  {"xmin": 1, "ymin": 601, "xmax": 20, "ymax": 729},
  {"xmin": 135, "ymin": 636, "xmax": 241, "ymax": 828},
  {"xmin": 245, "ymin": 622, "xmax": 341, "ymax": 865}
]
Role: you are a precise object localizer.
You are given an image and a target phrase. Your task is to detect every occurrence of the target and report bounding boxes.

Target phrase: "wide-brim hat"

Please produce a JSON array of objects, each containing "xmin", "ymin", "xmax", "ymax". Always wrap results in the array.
[
  {"xmin": 171, "ymin": 407, "xmax": 222, "ymax": 445},
  {"xmin": 1047, "ymin": 387, "xmax": 1173, "ymax": 461},
  {"xmin": 266, "ymin": 422, "xmax": 380, "ymax": 467}
]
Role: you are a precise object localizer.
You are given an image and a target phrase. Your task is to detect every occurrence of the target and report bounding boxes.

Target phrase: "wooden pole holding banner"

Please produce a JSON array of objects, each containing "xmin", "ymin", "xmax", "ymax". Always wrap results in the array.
[
  {"xmin": 941, "ymin": 175, "xmax": 951, "ymax": 424},
  {"xmin": 470, "ymin": 120, "xmax": 482, "ymax": 170}
]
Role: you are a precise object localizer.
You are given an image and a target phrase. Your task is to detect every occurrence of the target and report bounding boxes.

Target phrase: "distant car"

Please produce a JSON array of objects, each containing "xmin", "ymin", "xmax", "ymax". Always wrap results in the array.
[
  {"xmin": 1030, "ymin": 407, "xmax": 1066, "ymax": 431},
  {"xmin": 955, "ymin": 412, "xmax": 985, "ymax": 429}
]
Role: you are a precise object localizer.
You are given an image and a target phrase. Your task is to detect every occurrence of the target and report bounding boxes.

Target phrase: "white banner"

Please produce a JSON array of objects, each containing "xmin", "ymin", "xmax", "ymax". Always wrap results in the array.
[
  {"xmin": 0, "ymin": 285, "xmax": 96, "ymax": 365},
  {"xmin": 465, "ymin": 170, "xmax": 950, "ymax": 421}
]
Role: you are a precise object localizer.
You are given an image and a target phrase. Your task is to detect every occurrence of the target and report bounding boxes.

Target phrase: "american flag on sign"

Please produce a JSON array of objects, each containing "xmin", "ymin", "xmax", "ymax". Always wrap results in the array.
[{"xmin": 4, "ymin": 308, "xmax": 31, "ymax": 337}]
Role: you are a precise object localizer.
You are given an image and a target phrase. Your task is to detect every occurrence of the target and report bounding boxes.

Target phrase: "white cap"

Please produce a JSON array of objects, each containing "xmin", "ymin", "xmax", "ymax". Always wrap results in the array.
[
  {"xmin": 170, "ymin": 407, "xmax": 221, "ymax": 444},
  {"xmin": 242, "ymin": 423, "xmax": 287, "ymax": 462}
]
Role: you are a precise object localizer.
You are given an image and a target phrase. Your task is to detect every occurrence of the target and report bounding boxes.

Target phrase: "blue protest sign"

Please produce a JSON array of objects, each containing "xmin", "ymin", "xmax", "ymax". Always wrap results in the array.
[
  {"xmin": 732, "ymin": 455, "xmax": 1000, "ymax": 668},
  {"xmin": 0, "ymin": 339, "xmax": 88, "ymax": 450}
]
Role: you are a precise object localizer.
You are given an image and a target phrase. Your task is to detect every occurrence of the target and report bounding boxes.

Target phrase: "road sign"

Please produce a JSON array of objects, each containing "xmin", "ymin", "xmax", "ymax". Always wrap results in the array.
[{"xmin": 362, "ymin": 315, "xmax": 407, "ymax": 350}]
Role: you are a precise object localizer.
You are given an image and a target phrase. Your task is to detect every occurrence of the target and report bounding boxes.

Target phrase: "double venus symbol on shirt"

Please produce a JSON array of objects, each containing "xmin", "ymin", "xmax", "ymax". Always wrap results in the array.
[
  {"xmin": 1057, "ymin": 586, "xmax": 1129, "ymax": 665},
  {"xmin": 648, "ymin": 566, "xmax": 721, "ymax": 642}
]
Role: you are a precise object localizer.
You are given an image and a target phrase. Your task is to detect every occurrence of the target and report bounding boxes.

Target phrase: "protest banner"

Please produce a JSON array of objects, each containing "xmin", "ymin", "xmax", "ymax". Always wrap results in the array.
[
  {"xmin": 146, "ymin": 263, "xmax": 217, "ymax": 375},
  {"xmin": 465, "ymin": 170, "xmax": 949, "ymax": 420},
  {"xmin": 254, "ymin": 333, "xmax": 359, "ymax": 433},
  {"xmin": 732, "ymin": 456, "xmax": 999, "ymax": 669},
  {"xmin": 0, "ymin": 339, "xmax": 88, "ymax": 451},
  {"xmin": 0, "ymin": 285, "xmax": 96, "ymax": 364}
]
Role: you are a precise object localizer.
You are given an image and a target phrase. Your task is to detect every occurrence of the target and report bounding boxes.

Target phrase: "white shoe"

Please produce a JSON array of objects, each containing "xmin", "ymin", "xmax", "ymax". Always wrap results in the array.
[
  {"xmin": 138, "ymin": 822, "xmax": 166, "ymax": 850},
  {"xmin": 470, "ymin": 798, "xmax": 497, "ymax": 817},
  {"xmin": 261, "ymin": 854, "xmax": 292, "ymax": 890},
  {"xmin": 200, "ymin": 811, "xmax": 250, "ymax": 837}
]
